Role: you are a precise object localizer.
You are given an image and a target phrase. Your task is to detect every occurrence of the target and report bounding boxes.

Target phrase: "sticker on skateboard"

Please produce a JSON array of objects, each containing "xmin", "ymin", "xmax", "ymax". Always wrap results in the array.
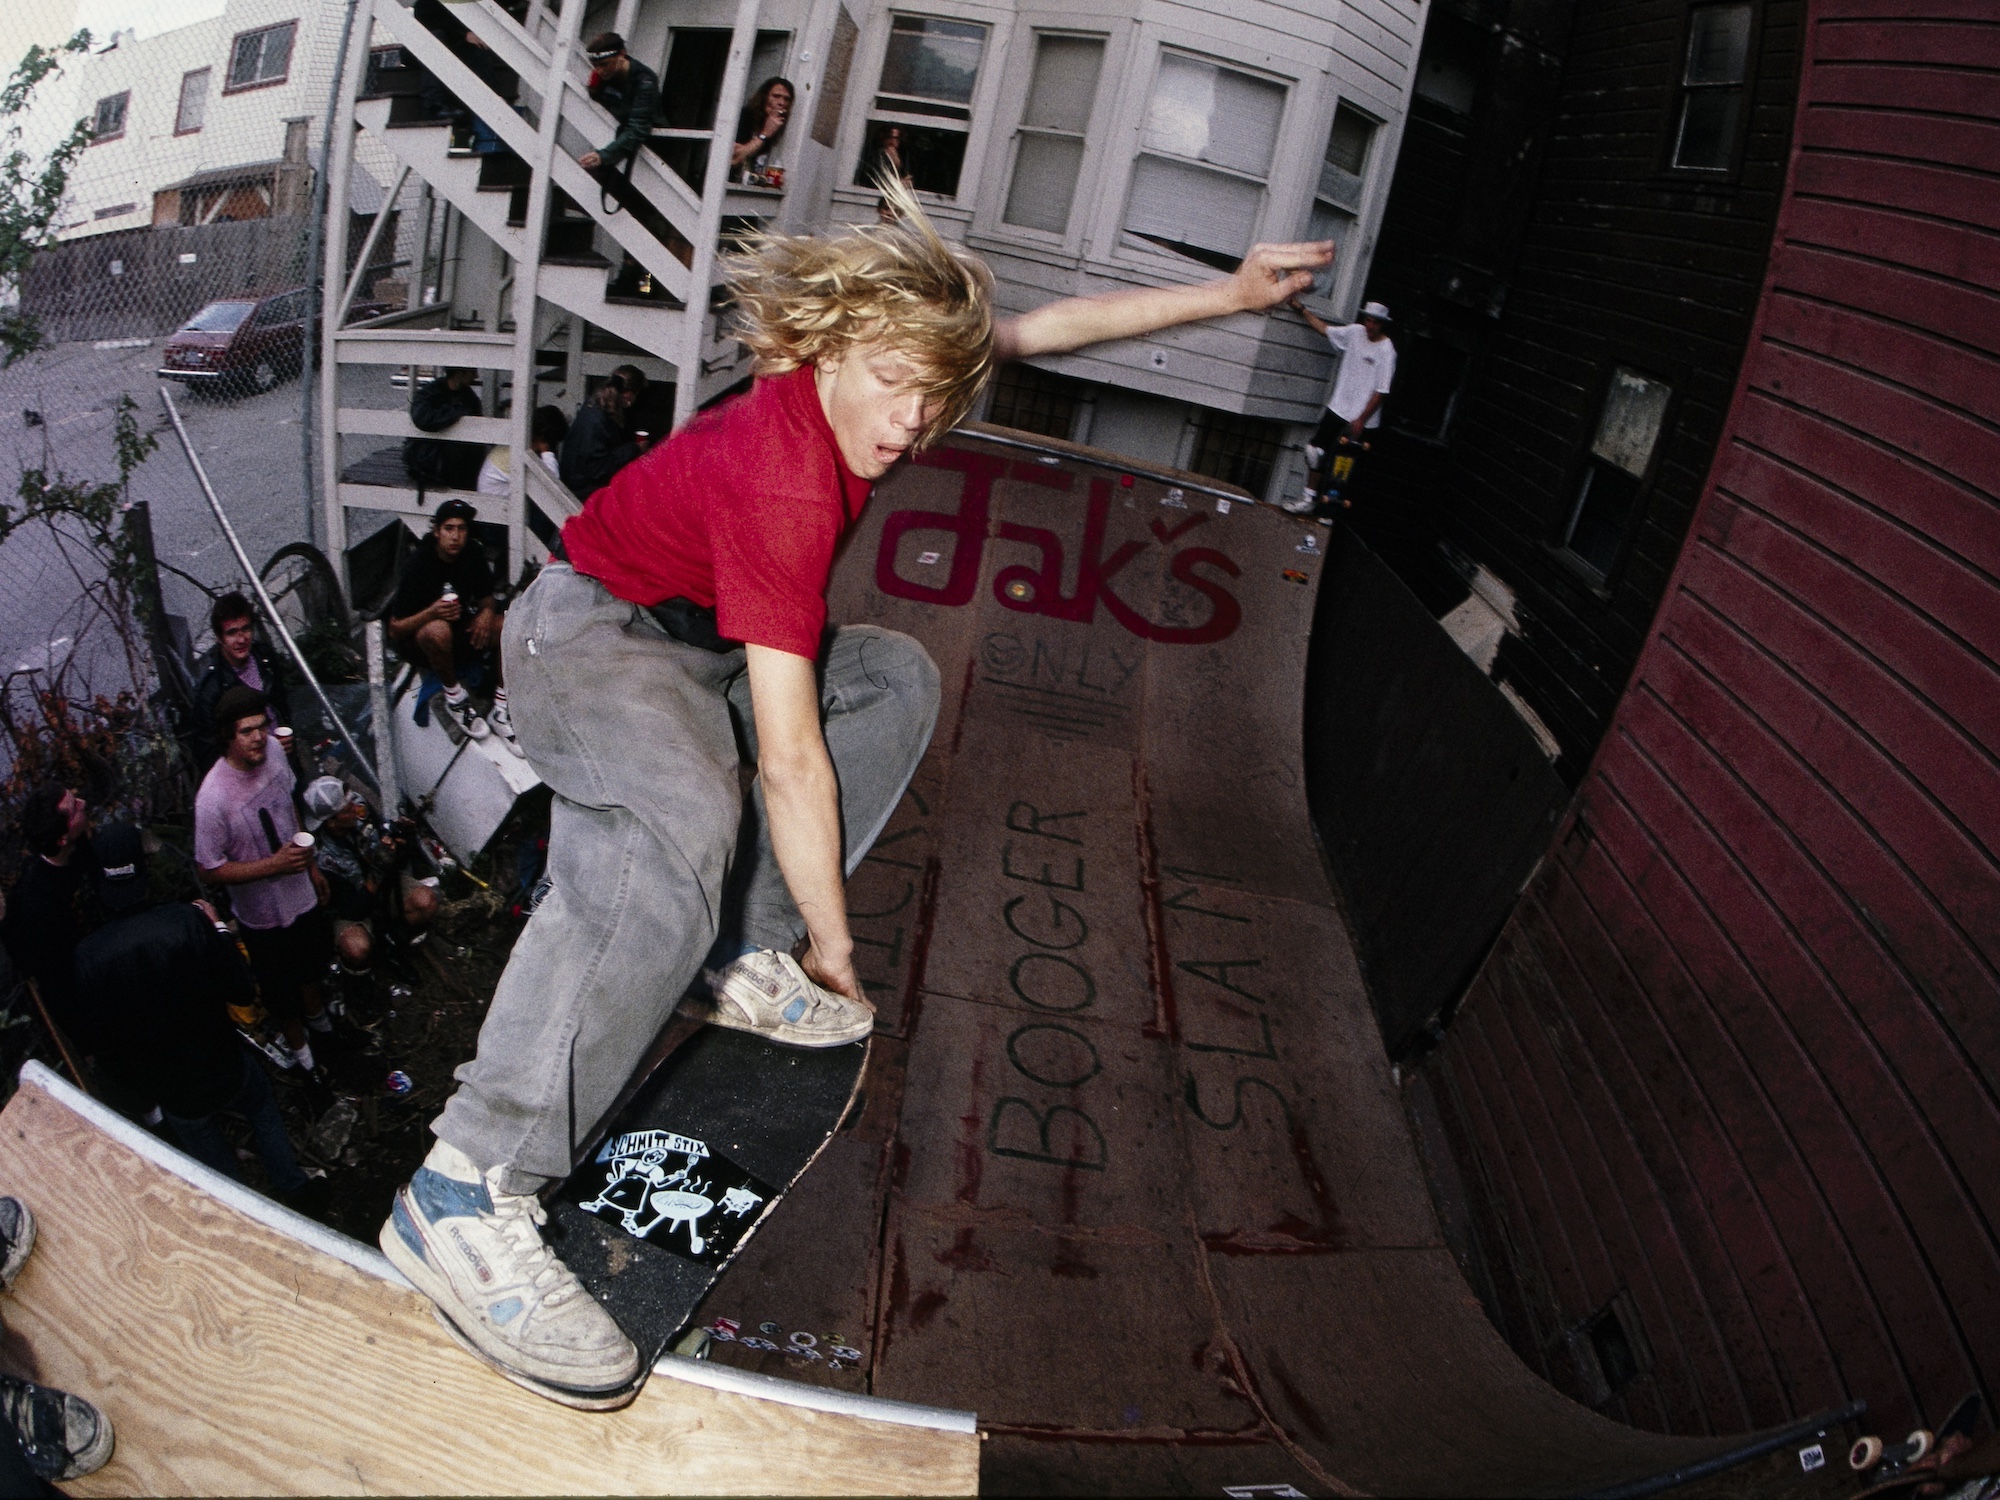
[{"xmin": 573, "ymin": 1128, "xmax": 775, "ymax": 1263}]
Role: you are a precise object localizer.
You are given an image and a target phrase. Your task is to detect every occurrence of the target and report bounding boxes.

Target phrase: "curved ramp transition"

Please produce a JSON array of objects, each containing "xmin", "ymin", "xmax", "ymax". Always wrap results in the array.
[
  {"xmin": 691, "ymin": 430, "xmax": 1846, "ymax": 1495},
  {"xmin": 0, "ymin": 1064, "xmax": 977, "ymax": 1496}
]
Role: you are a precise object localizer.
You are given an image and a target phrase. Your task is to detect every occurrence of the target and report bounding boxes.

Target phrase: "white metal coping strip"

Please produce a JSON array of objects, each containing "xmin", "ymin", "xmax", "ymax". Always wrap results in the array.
[{"xmin": 17, "ymin": 1061, "xmax": 978, "ymax": 1436}]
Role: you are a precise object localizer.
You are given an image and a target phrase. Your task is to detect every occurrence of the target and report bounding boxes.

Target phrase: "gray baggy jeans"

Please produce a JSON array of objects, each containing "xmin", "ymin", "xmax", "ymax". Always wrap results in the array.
[{"xmin": 434, "ymin": 564, "xmax": 939, "ymax": 1192}]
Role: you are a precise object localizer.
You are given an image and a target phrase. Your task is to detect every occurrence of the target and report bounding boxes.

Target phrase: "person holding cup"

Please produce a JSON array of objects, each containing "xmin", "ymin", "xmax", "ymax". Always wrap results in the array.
[{"xmin": 193, "ymin": 685, "xmax": 334, "ymax": 1072}]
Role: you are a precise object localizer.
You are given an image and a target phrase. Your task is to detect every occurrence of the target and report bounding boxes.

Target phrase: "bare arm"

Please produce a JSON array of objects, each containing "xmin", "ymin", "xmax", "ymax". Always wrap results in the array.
[
  {"xmin": 1351, "ymin": 392, "xmax": 1384, "ymax": 434},
  {"xmin": 994, "ymin": 240, "xmax": 1334, "ymax": 363},
  {"xmin": 744, "ymin": 644, "xmax": 865, "ymax": 1006},
  {"xmin": 1287, "ymin": 295, "xmax": 1333, "ymax": 338}
]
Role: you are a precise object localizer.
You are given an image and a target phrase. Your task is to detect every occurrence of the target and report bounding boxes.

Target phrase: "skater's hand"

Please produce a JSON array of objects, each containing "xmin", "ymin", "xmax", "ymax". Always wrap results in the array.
[
  {"xmin": 803, "ymin": 942, "xmax": 869, "ymax": 1010},
  {"xmin": 1228, "ymin": 241, "xmax": 1334, "ymax": 314}
]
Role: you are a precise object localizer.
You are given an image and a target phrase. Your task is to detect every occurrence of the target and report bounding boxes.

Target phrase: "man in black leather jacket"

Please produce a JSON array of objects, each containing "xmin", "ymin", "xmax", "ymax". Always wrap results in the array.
[{"xmin": 74, "ymin": 824, "xmax": 320, "ymax": 1212}]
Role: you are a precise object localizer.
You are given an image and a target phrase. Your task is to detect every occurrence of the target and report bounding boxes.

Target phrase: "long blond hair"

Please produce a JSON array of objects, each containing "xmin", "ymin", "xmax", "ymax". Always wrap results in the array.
[{"xmin": 723, "ymin": 174, "xmax": 996, "ymax": 447}]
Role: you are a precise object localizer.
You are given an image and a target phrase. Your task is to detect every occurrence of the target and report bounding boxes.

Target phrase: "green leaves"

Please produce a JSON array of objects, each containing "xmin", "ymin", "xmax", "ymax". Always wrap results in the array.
[{"xmin": 0, "ymin": 31, "xmax": 92, "ymax": 367}]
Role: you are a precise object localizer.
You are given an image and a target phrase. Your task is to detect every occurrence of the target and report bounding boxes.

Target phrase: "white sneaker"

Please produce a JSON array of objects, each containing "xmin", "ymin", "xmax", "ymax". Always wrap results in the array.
[
  {"xmin": 441, "ymin": 693, "xmax": 490, "ymax": 741},
  {"xmin": 1280, "ymin": 489, "xmax": 1319, "ymax": 515},
  {"xmin": 382, "ymin": 1140, "xmax": 641, "ymax": 1405},
  {"xmin": 488, "ymin": 698, "xmax": 526, "ymax": 757},
  {"xmin": 681, "ymin": 949, "xmax": 874, "ymax": 1048}
]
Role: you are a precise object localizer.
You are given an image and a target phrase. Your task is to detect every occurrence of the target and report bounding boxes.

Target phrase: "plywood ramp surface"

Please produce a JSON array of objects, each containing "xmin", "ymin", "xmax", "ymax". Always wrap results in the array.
[{"xmin": 0, "ymin": 1075, "xmax": 978, "ymax": 1496}]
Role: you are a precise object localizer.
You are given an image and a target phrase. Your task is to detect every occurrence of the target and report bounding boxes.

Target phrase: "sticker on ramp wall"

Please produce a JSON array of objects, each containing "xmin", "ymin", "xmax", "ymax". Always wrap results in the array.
[{"xmin": 571, "ymin": 1128, "xmax": 773, "ymax": 1264}]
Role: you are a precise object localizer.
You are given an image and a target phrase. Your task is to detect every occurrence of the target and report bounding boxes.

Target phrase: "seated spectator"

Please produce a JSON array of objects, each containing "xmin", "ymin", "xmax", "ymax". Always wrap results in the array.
[
  {"xmin": 301, "ymin": 777, "xmax": 438, "ymax": 972},
  {"xmin": 0, "ymin": 1195, "xmax": 115, "ymax": 1485},
  {"xmin": 386, "ymin": 500, "xmax": 520, "ymax": 753},
  {"xmin": 0, "ymin": 783, "xmax": 92, "ymax": 1053},
  {"xmin": 191, "ymin": 593, "xmax": 291, "ymax": 771},
  {"xmin": 729, "ymin": 77, "xmax": 793, "ymax": 181},
  {"xmin": 477, "ymin": 404, "xmax": 569, "ymax": 497},
  {"xmin": 560, "ymin": 365, "xmax": 648, "ymax": 500},
  {"xmin": 75, "ymin": 825, "xmax": 320, "ymax": 1216},
  {"xmin": 194, "ymin": 686, "xmax": 332, "ymax": 1073},
  {"xmin": 402, "ymin": 367, "xmax": 486, "ymax": 491}
]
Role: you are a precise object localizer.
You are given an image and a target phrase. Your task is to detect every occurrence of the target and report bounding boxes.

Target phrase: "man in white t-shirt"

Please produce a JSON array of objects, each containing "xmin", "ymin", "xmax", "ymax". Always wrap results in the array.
[{"xmin": 1283, "ymin": 299, "xmax": 1396, "ymax": 515}]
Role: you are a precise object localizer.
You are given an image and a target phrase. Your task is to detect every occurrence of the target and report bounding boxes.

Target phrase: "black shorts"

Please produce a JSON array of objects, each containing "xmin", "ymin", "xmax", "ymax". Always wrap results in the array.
[{"xmin": 239, "ymin": 907, "xmax": 332, "ymax": 1007}]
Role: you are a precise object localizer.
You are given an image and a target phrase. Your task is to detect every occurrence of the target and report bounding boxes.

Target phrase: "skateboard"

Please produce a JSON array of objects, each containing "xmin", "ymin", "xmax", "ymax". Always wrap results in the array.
[
  {"xmin": 1850, "ymin": 1393, "xmax": 1988, "ymax": 1497},
  {"xmin": 438, "ymin": 1021, "xmax": 869, "ymax": 1409},
  {"xmin": 1308, "ymin": 436, "xmax": 1369, "ymax": 524}
]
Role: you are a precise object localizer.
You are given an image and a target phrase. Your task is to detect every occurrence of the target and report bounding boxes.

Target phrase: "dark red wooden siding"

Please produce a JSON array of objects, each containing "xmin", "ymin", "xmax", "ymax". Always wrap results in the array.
[{"xmin": 1419, "ymin": 0, "xmax": 2000, "ymax": 1438}]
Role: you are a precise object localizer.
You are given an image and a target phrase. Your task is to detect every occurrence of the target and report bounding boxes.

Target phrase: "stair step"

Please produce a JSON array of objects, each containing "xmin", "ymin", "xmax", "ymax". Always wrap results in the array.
[
  {"xmin": 602, "ymin": 292, "xmax": 687, "ymax": 311},
  {"xmin": 542, "ymin": 253, "xmax": 613, "ymax": 268}
]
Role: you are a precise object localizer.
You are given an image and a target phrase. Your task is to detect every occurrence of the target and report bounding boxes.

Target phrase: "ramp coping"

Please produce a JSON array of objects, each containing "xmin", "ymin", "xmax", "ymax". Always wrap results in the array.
[{"xmin": 15, "ymin": 1062, "xmax": 978, "ymax": 1437}]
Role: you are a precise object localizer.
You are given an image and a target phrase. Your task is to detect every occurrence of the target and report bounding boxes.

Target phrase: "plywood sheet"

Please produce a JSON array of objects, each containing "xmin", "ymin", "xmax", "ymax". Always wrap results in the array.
[{"xmin": 0, "ymin": 1078, "xmax": 976, "ymax": 1497}]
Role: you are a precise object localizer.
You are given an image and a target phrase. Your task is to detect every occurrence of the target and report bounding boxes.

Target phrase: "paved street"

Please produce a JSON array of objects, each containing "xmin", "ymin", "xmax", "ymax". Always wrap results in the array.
[{"xmin": 0, "ymin": 337, "xmax": 404, "ymax": 680}]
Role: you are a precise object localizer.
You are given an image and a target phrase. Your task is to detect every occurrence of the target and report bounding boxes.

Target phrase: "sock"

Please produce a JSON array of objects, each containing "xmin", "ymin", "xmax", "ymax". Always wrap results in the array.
[
  {"xmin": 491, "ymin": 687, "xmax": 507, "ymax": 706},
  {"xmin": 294, "ymin": 1041, "xmax": 316, "ymax": 1071},
  {"xmin": 443, "ymin": 683, "xmax": 469, "ymax": 705}
]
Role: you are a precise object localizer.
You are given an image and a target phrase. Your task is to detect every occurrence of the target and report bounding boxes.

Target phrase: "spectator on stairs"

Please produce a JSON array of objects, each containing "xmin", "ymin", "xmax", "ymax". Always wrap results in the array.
[
  {"xmin": 478, "ymin": 404, "xmax": 569, "ymax": 498},
  {"xmin": 386, "ymin": 500, "xmax": 523, "ymax": 756},
  {"xmin": 559, "ymin": 367, "xmax": 649, "ymax": 500},
  {"xmin": 403, "ymin": 367, "xmax": 487, "ymax": 491}
]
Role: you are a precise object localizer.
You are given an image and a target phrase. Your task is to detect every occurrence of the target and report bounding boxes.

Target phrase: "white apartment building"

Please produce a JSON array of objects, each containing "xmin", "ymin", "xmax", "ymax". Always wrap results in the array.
[
  {"xmin": 55, "ymin": 0, "xmax": 380, "ymax": 240},
  {"xmin": 598, "ymin": 0, "xmax": 1424, "ymax": 495}
]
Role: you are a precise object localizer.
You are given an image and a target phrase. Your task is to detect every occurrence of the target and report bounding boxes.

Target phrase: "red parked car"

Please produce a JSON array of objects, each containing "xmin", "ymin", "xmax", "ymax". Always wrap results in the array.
[{"xmin": 158, "ymin": 287, "xmax": 391, "ymax": 395}]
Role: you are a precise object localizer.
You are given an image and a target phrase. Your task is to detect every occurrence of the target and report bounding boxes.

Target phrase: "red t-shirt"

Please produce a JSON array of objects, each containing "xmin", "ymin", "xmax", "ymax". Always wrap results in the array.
[{"xmin": 561, "ymin": 366, "xmax": 873, "ymax": 659}]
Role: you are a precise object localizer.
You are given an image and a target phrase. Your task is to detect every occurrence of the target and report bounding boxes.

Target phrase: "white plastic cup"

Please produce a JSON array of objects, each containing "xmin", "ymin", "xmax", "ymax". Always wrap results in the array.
[
  {"xmin": 273, "ymin": 726, "xmax": 294, "ymax": 752},
  {"xmin": 291, "ymin": 831, "xmax": 315, "ymax": 851}
]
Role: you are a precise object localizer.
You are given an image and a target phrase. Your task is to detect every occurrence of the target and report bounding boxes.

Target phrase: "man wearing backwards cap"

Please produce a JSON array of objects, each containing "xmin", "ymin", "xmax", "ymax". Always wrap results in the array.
[
  {"xmin": 1284, "ymin": 297, "xmax": 1397, "ymax": 515},
  {"xmin": 386, "ymin": 498, "xmax": 518, "ymax": 751},
  {"xmin": 74, "ymin": 824, "xmax": 318, "ymax": 1213}
]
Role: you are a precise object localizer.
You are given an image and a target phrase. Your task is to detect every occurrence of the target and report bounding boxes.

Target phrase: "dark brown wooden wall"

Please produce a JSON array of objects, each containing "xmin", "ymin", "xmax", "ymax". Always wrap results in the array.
[
  {"xmin": 1417, "ymin": 0, "xmax": 2000, "ymax": 1439},
  {"xmin": 1358, "ymin": 0, "xmax": 1804, "ymax": 781}
]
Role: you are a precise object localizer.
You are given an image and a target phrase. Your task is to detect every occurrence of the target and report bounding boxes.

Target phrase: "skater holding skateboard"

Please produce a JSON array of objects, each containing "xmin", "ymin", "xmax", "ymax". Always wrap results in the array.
[
  {"xmin": 382, "ymin": 177, "xmax": 1331, "ymax": 1408},
  {"xmin": 1283, "ymin": 297, "xmax": 1395, "ymax": 516}
]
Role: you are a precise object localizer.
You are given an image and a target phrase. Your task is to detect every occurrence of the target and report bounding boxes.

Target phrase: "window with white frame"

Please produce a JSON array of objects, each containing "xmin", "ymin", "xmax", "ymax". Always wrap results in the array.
[
  {"xmin": 175, "ymin": 68, "xmax": 211, "ymax": 134},
  {"xmin": 1561, "ymin": 366, "xmax": 1673, "ymax": 578},
  {"xmin": 855, "ymin": 15, "xmax": 989, "ymax": 198},
  {"xmin": 1303, "ymin": 102, "xmax": 1377, "ymax": 296},
  {"xmin": 226, "ymin": 20, "xmax": 296, "ymax": 92},
  {"xmin": 90, "ymin": 92, "xmax": 129, "ymax": 143},
  {"xmin": 1123, "ymin": 52, "xmax": 1286, "ymax": 271},
  {"xmin": 1001, "ymin": 33, "xmax": 1105, "ymax": 235}
]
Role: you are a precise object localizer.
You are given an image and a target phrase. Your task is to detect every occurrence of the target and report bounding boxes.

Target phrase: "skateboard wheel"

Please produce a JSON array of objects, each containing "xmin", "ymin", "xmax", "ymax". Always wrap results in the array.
[
  {"xmin": 1903, "ymin": 1430, "xmax": 1933, "ymax": 1463},
  {"xmin": 1850, "ymin": 1436, "xmax": 1883, "ymax": 1470}
]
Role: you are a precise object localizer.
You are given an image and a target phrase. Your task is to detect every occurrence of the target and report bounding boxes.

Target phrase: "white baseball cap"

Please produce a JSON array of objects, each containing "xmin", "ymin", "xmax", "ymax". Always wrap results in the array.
[{"xmin": 301, "ymin": 775, "xmax": 356, "ymax": 830}]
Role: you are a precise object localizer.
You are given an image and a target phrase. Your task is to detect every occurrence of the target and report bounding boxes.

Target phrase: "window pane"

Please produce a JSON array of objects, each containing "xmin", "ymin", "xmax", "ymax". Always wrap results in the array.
[
  {"xmin": 988, "ymin": 363, "xmax": 1084, "ymax": 440},
  {"xmin": 1323, "ymin": 103, "xmax": 1373, "ymax": 176},
  {"xmin": 1125, "ymin": 154, "xmax": 1263, "ymax": 262},
  {"xmin": 177, "ymin": 68, "xmax": 210, "ymax": 132},
  {"xmin": 1304, "ymin": 198, "xmax": 1355, "ymax": 296},
  {"xmin": 1685, "ymin": 4, "xmax": 1751, "ymax": 85},
  {"xmin": 1189, "ymin": 409, "xmax": 1283, "ymax": 498},
  {"xmin": 1005, "ymin": 132, "xmax": 1085, "ymax": 231},
  {"xmin": 1566, "ymin": 463, "xmax": 1643, "ymax": 576},
  {"xmin": 854, "ymin": 119, "xmax": 968, "ymax": 195},
  {"xmin": 266, "ymin": 23, "xmax": 297, "ymax": 80},
  {"xmin": 93, "ymin": 93, "xmax": 126, "ymax": 136},
  {"xmin": 879, "ymin": 16, "xmax": 986, "ymax": 106},
  {"xmin": 1590, "ymin": 367, "xmax": 1672, "ymax": 477},
  {"xmin": 230, "ymin": 32, "xmax": 263, "ymax": 85},
  {"xmin": 1022, "ymin": 34, "xmax": 1102, "ymax": 133},
  {"xmin": 1672, "ymin": 89, "xmax": 1741, "ymax": 170},
  {"xmin": 1145, "ymin": 54, "xmax": 1284, "ymax": 177}
]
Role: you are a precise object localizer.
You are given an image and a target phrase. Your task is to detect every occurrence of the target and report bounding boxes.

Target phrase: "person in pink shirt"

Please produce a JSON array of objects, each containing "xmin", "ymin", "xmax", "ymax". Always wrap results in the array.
[
  {"xmin": 383, "ymin": 178, "xmax": 1333, "ymax": 1407},
  {"xmin": 194, "ymin": 686, "xmax": 331, "ymax": 1072}
]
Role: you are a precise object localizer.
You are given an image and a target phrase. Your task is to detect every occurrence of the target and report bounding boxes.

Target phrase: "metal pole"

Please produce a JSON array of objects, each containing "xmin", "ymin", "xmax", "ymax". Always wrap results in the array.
[
  {"xmin": 364, "ymin": 620, "xmax": 402, "ymax": 815},
  {"xmin": 160, "ymin": 386, "xmax": 379, "ymax": 790},
  {"xmin": 300, "ymin": 0, "xmax": 366, "ymax": 545}
]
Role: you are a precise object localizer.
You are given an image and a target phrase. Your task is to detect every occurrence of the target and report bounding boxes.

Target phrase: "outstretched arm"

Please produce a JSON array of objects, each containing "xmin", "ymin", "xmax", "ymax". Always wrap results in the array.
[
  {"xmin": 1288, "ymin": 295, "xmax": 1334, "ymax": 338},
  {"xmin": 994, "ymin": 240, "xmax": 1334, "ymax": 363}
]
